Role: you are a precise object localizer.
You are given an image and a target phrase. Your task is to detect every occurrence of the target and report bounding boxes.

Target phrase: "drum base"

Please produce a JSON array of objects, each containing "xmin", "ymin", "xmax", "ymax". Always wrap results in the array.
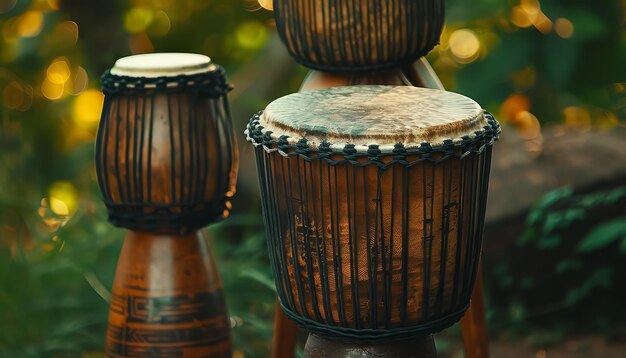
[
  {"xmin": 303, "ymin": 334, "xmax": 437, "ymax": 358},
  {"xmin": 105, "ymin": 230, "xmax": 231, "ymax": 357}
]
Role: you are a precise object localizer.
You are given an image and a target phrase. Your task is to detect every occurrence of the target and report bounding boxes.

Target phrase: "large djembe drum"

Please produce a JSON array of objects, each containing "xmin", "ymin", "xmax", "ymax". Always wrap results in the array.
[
  {"xmin": 247, "ymin": 86, "xmax": 500, "ymax": 356},
  {"xmin": 96, "ymin": 53, "xmax": 236, "ymax": 357}
]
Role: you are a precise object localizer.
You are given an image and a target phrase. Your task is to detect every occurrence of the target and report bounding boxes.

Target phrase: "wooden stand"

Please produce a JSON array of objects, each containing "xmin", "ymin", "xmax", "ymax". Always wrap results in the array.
[{"xmin": 106, "ymin": 231, "xmax": 231, "ymax": 357}]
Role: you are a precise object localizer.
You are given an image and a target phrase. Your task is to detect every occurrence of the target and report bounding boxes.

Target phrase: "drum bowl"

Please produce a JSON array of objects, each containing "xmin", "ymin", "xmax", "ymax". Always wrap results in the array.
[{"xmin": 273, "ymin": 0, "xmax": 445, "ymax": 72}]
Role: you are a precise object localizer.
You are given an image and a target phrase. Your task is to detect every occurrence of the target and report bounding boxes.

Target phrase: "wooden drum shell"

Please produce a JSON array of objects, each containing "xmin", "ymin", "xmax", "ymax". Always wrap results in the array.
[
  {"xmin": 251, "ymin": 121, "xmax": 496, "ymax": 340},
  {"xmin": 273, "ymin": 0, "xmax": 445, "ymax": 72},
  {"xmin": 96, "ymin": 77, "xmax": 238, "ymax": 233}
]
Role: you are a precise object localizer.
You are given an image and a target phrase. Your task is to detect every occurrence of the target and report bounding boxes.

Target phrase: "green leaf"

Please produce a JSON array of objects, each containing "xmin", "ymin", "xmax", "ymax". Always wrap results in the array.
[
  {"xmin": 537, "ymin": 235, "xmax": 562, "ymax": 250},
  {"xmin": 542, "ymin": 213, "xmax": 564, "ymax": 234},
  {"xmin": 555, "ymin": 260, "xmax": 582, "ymax": 274},
  {"xmin": 239, "ymin": 268, "xmax": 276, "ymax": 291},
  {"xmin": 577, "ymin": 219, "xmax": 626, "ymax": 253}
]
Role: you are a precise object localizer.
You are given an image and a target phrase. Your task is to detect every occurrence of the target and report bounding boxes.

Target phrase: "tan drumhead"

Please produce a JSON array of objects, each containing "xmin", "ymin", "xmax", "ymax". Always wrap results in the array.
[
  {"xmin": 257, "ymin": 85, "xmax": 487, "ymax": 152},
  {"xmin": 110, "ymin": 53, "xmax": 215, "ymax": 77}
]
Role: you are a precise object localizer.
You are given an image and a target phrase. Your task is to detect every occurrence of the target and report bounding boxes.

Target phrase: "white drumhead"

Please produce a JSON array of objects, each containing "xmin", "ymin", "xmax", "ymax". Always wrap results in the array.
[
  {"xmin": 257, "ymin": 85, "xmax": 487, "ymax": 152},
  {"xmin": 110, "ymin": 53, "xmax": 214, "ymax": 77}
]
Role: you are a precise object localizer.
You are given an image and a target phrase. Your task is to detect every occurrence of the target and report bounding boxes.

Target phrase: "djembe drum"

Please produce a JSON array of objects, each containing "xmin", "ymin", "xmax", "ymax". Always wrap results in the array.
[
  {"xmin": 246, "ymin": 85, "xmax": 500, "ymax": 356},
  {"xmin": 273, "ymin": 0, "xmax": 445, "ymax": 91},
  {"xmin": 95, "ymin": 53, "xmax": 237, "ymax": 357}
]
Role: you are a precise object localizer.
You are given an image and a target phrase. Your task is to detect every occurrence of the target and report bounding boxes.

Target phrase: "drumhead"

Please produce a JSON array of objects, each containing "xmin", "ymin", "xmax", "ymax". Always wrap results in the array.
[
  {"xmin": 110, "ymin": 53, "xmax": 214, "ymax": 77},
  {"xmin": 257, "ymin": 85, "xmax": 487, "ymax": 152}
]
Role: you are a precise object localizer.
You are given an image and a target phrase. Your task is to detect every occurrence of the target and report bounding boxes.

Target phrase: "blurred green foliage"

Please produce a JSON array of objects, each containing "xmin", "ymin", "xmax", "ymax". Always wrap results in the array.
[
  {"xmin": 0, "ymin": 0, "xmax": 624, "ymax": 356},
  {"xmin": 489, "ymin": 186, "xmax": 626, "ymax": 340}
]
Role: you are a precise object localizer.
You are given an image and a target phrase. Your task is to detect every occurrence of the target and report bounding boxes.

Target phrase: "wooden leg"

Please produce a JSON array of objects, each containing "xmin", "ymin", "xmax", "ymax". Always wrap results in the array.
[
  {"xmin": 271, "ymin": 299, "xmax": 298, "ymax": 358},
  {"xmin": 460, "ymin": 264, "xmax": 490, "ymax": 358}
]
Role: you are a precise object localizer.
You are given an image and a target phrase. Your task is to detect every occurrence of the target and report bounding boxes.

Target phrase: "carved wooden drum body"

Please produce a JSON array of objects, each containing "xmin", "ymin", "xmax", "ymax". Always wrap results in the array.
[
  {"xmin": 247, "ymin": 86, "xmax": 500, "ymax": 341},
  {"xmin": 97, "ymin": 53, "xmax": 238, "ymax": 233}
]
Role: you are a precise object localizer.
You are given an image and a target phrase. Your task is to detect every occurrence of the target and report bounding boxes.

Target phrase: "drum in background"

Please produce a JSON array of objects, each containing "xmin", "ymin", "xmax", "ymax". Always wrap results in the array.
[
  {"xmin": 96, "ymin": 53, "xmax": 235, "ymax": 357},
  {"xmin": 274, "ymin": 0, "xmax": 445, "ymax": 72},
  {"xmin": 97, "ymin": 53, "xmax": 238, "ymax": 233},
  {"xmin": 247, "ymin": 86, "xmax": 500, "ymax": 344}
]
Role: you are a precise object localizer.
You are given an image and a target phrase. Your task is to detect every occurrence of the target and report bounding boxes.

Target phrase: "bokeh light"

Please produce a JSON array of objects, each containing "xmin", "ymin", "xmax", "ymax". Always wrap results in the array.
[
  {"xmin": 514, "ymin": 110, "xmax": 542, "ymax": 140},
  {"xmin": 47, "ymin": 0, "xmax": 60, "ymax": 11},
  {"xmin": 17, "ymin": 10, "xmax": 44, "ymax": 37},
  {"xmin": 501, "ymin": 93, "xmax": 531, "ymax": 121},
  {"xmin": 41, "ymin": 78, "xmax": 64, "ymax": 100},
  {"xmin": 564, "ymin": 106, "xmax": 592, "ymax": 130},
  {"xmin": 258, "ymin": 0, "xmax": 273, "ymax": 11},
  {"xmin": 555, "ymin": 18, "xmax": 574, "ymax": 39},
  {"xmin": 73, "ymin": 89, "xmax": 104, "ymax": 128},
  {"xmin": 54, "ymin": 21, "xmax": 79, "ymax": 45},
  {"xmin": 48, "ymin": 181, "xmax": 78, "ymax": 216},
  {"xmin": 47, "ymin": 57, "xmax": 71, "ymax": 84},
  {"xmin": 124, "ymin": 6, "xmax": 154, "ymax": 33},
  {"xmin": 448, "ymin": 29, "xmax": 480, "ymax": 63},
  {"xmin": 235, "ymin": 20, "xmax": 268, "ymax": 50},
  {"xmin": 68, "ymin": 66, "xmax": 88, "ymax": 95},
  {"xmin": 148, "ymin": 10, "xmax": 171, "ymax": 37},
  {"xmin": 511, "ymin": 6, "xmax": 533, "ymax": 28}
]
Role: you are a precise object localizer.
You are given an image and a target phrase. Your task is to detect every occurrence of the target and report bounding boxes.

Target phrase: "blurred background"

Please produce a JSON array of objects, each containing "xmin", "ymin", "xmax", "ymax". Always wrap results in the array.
[{"xmin": 0, "ymin": 0, "xmax": 625, "ymax": 357}]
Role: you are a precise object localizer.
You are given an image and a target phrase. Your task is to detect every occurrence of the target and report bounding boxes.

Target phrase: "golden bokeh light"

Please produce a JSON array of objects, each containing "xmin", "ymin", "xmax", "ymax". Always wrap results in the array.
[
  {"xmin": 511, "ymin": 6, "xmax": 532, "ymax": 28},
  {"xmin": 68, "ymin": 66, "xmax": 88, "ymax": 95},
  {"xmin": 47, "ymin": 0, "xmax": 60, "ymax": 11},
  {"xmin": 595, "ymin": 110, "xmax": 619, "ymax": 129},
  {"xmin": 235, "ymin": 20, "xmax": 268, "ymax": 50},
  {"xmin": 514, "ymin": 110, "xmax": 542, "ymax": 140},
  {"xmin": 48, "ymin": 181, "xmax": 78, "ymax": 216},
  {"xmin": 124, "ymin": 6, "xmax": 154, "ymax": 33},
  {"xmin": 55, "ymin": 21, "xmax": 79, "ymax": 45},
  {"xmin": 47, "ymin": 57, "xmax": 71, "ymax": 84},
  {"xmin": 41, "ymin": 78, "xmax": 64, "ymax": 100},
  {"xmin": 17, "ymin": 10, "xmax": 44, "ymax": 37},
  {"xmin": 258, "ymin": 0, "xmax": 273, "ymax": 11},
  {"xmin": 563, "ymin": 106, "xmax": 591, "ymax": 130},
  {"xmin": 501, "ymin": 93, "xmax": 531, "ymax": 121},
  {"xmin": 448, "ymin": 29, "xmax": 480, "ymax": 63},
  {"xmin": 73, "ymin": 89, "xmax": 104, "ymax": 127},
  {"xmin": 533, "ymin": 12, "xmax": 553, "ymax": 34},
  {"xmin": 148, "ymin": 10, "xmax": 171, "ymax": 37},
  {"xmin": 520, "ymin": 0, "xmax": 540, "ymax": 17},
  {"xmin": 555, "ymin": 18, "xmax": 574, "ymax": 39}
]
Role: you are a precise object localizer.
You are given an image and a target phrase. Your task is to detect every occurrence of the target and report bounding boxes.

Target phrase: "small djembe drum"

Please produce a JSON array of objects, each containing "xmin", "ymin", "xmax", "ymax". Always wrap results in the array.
[
  {"xmin": 96, "ymin": 53, "xmax": 236, "ymax": 357},
  {"xmin": 246, "ymin": 86, "xmax": 500, "ymax": 356}
]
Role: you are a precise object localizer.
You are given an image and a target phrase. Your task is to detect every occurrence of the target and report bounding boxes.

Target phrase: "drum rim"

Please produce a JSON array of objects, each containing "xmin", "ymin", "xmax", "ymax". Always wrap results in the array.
[
  {"xmin": 100, "ymin": 65, "xmax": 231, "ymax": 96},
  {"xmin": 245, "ymin": 111, "xmax": 501, "ymax": 156}
]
